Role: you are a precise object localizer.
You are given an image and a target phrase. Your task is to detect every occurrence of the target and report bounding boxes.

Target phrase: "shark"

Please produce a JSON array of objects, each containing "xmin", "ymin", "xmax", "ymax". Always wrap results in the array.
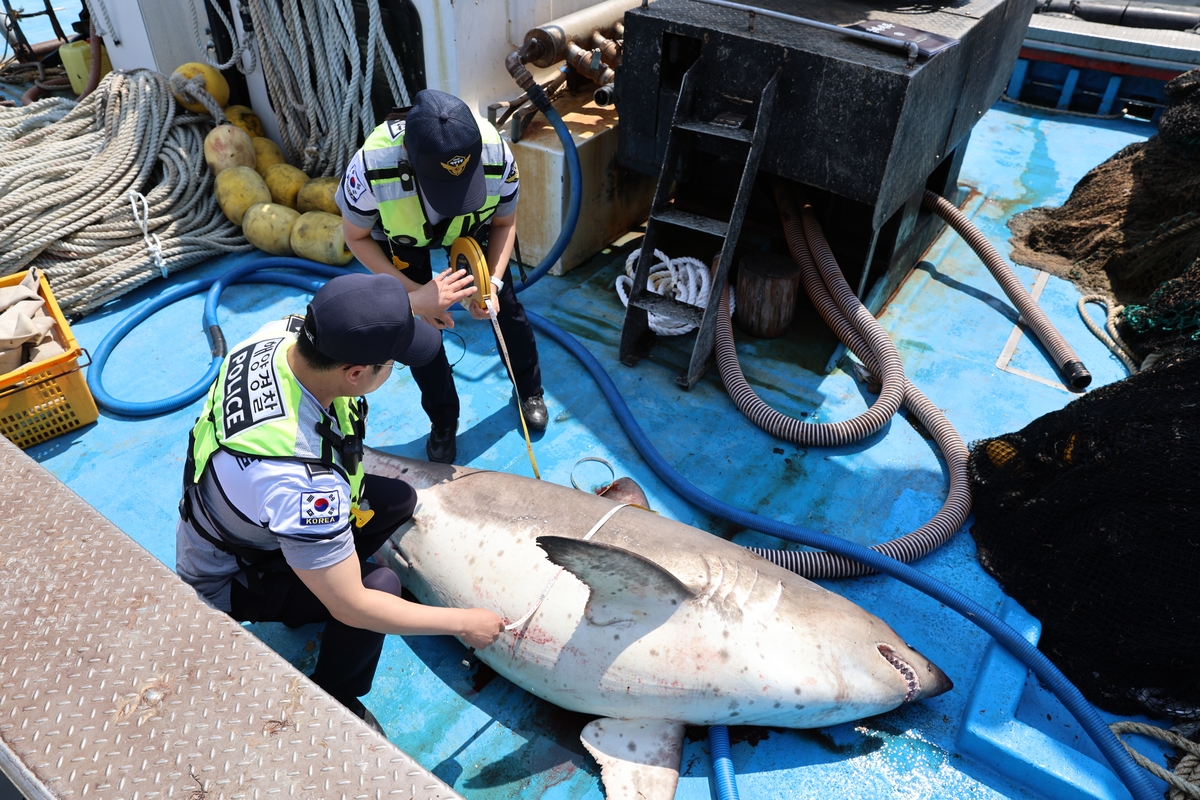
[{"xmin": 364, "ymin": 448, "xmax": 952, "ymax": 799}]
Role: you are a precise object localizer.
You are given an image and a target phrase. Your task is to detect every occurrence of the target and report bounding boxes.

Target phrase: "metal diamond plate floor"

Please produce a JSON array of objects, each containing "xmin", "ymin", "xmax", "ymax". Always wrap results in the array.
[{"xmin": 0, "ymin": 435, "xmax": 461, "ymax": 800}]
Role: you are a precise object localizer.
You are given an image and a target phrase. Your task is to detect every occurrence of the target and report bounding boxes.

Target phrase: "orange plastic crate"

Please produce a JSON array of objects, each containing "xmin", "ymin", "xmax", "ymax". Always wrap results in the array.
[{"xmin": 0, "ymin": 270, "xmax": 99, "ymax": 448}]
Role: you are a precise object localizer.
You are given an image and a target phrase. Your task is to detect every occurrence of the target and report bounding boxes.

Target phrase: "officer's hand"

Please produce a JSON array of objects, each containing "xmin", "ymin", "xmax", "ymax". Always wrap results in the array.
[
  {"xmin": 420, "ymin": 312, "xmax": 454, "ymax": 331},
  {"xmin": 411, "ymin": 268, "xmax": 476, "ymax": 318},
  {"xmin": 468, "ymin": 295, "xmax": 493, "ymax": 320},
  {"xmin": 460, "ymin": 608, "xmax": 504, "ymax": 649}
]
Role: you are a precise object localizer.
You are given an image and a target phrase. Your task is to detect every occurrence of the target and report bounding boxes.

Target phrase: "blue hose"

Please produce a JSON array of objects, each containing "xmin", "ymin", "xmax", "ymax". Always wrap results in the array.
[
  {"xmin": 708, "ymin": 726, "xmax": 741, "ymax": 800},
  {"xmin": 512, "ymin": 103, "xmax": 582, "ymax": 292},
  {"xmin": 525, "ymin": 309, "xmax": 1157, "ymax": 800},
  {"xmin": 87, "ymin": 258, "xmax": 346, "ymax": 417}
]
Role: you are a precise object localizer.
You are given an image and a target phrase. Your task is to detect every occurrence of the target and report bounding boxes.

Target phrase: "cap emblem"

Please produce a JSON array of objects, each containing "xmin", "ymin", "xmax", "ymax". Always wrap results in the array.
[{"xmin": 441, "ymin": 154, "xmax": 471, "ymax": 176}]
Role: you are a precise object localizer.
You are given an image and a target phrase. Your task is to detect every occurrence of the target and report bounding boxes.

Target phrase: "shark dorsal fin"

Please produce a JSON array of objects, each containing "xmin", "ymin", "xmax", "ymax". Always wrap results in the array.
[{"xmin": 536, "ymin": 536, "xmax": 693, "ymax": 626}]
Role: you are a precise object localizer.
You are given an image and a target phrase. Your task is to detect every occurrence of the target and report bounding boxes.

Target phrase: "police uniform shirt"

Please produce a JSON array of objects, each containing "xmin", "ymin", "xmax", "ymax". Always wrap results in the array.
[
  {"xmin": 175, "ymin": 371, "xmax": 356, "ymax": 612},
  {"xmin": 335, "ymin": 139, "xmax": 520, "ymax": 234}
]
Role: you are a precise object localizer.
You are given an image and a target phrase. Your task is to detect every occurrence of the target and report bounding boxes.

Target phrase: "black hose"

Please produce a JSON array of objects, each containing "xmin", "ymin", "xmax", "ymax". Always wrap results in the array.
[{"xmin": 923, "ymin": 191, "xmax": 1091, "ymax": 390}]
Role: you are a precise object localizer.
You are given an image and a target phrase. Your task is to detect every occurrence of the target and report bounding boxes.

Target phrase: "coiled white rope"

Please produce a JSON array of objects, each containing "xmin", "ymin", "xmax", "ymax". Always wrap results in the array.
[
  {"xmin": 0, "ymin": 70, "xmax": 251, "ymax": 315},
  {"xmin": 83, "ymin": 0, "xmax": 119, "ymax": 45},
  {"xmin": 1078, "ymin": 293, "xmax": 1140, "ymax": 373},
  {"xmin": 615, "ymin": 247, "xmax": 734, "ymax": 335},
  {"xmin": 187, "ymin": 0, "xmax": 257, "ymax": 74},
  {"xmin": 242, "ymin": 0, "xmax": 411, "ymax": 177}
]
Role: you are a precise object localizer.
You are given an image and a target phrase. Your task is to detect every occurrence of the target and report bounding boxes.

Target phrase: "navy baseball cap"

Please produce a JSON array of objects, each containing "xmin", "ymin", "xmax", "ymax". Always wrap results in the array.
[
  {"xmin": 404, "ymin": 89, "xmax": 486, "ymax": 217},
  {"xmin": 305, "ymin": 273, "xmax": 441, "ymax": 367}
]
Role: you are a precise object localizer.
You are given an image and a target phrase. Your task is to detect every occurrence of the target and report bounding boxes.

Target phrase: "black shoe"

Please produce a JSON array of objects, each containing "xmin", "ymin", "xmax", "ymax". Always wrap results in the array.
[
  {"xmin": 520, "ymin": 395, "xmax": 548, "ymax": 431},
  {"xmin": 426, "ymin": 425, "xmax": 457, "ymax": 463}
]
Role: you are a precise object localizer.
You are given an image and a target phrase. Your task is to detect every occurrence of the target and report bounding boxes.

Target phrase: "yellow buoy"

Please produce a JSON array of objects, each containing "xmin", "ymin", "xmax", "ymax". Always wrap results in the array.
[
  {"xmin": 263, "ymin": 163, "xmax": 310, "ymax": 210},
  {"xmin": 204, "ymin": 124, "xmax": 256, "ymax": 176},
  {"xmin": 170, "ymin": 62, "xmax": 230, "ymax": 113},
  {"xmin": 215, "ymin": 167, "xmax": 271, "ymax": 225},
  {"xmin": 243, "ymin": 203, "xmax": 300, "ymax": 256},
  {"xmin": 225, "ymin": 105, "xmax": 265, "ymax": 139},
  {"xmin": 291, "ymin": 211, "xmax": 354, "ymax": 265},
  {"xmin": 297, "ymin": 177, "xmax": 342, "ymax": 215},
  {"xmin": 252, "ymin": 137, "xmax": 287, "ymax": 176}
]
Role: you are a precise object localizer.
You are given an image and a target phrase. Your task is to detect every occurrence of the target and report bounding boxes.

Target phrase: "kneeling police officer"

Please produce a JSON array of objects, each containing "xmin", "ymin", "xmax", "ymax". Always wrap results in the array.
[{"xmin": 176, "ymin": 273, "xmax": 503, "ymax": 729}]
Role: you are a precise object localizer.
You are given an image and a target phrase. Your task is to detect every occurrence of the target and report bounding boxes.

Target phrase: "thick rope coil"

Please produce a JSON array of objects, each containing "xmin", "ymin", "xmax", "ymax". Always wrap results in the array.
[
  {"xmin": 1110, "ymin": 721, "xmax": 1200, "ymax": 800},
  {"xmin": 1078, "ymin": 294, "xmax": 1139, "ymax": 373},
  {"xmin": 242, "ymin": 0, "xmax": 412, "ymax": 177},
  {"xmin": 0, "ymin": 70, "xmax": 252, "ymax": 314},
  {"xmin": 615, "ymin": 248, "xmax": 734, "ymax": 335}
]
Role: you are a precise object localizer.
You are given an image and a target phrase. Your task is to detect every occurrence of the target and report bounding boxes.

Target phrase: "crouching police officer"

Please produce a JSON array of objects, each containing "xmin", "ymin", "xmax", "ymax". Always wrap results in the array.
[
  {"xmin": 175, "ymin": 273, "xmax": 503, "ymax": 729},
  {"xmin": 337, "ymin": 88, "xmax": 547, "ymax": 464}
]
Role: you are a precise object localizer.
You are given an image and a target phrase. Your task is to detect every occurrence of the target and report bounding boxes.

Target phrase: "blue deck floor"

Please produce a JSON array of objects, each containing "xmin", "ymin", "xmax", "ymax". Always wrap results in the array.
[{"xmin": 27, "ymin": 102, "xmax": 1173, "ymax": 799}]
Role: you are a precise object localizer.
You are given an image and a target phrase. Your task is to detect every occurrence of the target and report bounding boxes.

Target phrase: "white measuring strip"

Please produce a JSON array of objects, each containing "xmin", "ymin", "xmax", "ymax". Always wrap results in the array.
[{"xmin": 504, "ymin": 502, "xmax": 631, "ymax": 632}]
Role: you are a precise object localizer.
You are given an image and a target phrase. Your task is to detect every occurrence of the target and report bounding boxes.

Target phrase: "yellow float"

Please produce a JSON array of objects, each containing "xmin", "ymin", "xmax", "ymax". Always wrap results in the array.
[
  {"xmin": 243, "ymin": 203, "xmax": 300, "ymax": 256},
  {"xmin": 169, "ymin": 62, "xmax": 230, "ymax": 113},
  {"xmin": 204, "ymin": 124, "xmax": 256, "ymax": 176},
  {"xmin": 290, "ymin": 211, "xmax": 354, "ymax": 265},
  {"xmin": 297, "ymin": 177, "xmax": 342, "ymax": 215},
  {"xmin": 214, "ymin": 167, "xmax": 271, "ymax": 225},
  {"xmin": 224, "ymin": 105, "xmax": 265, "ymax": 139},
  {"xmin": 263, "ymin": 163, "xmax": 310, "ymax": 209},
  {"xmin": 252, "ymin": 137, "xmax": 287, "ymax": 176}
]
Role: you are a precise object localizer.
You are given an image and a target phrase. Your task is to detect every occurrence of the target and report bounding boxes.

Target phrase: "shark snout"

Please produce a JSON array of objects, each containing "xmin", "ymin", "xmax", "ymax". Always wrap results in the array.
[{"xmin": 877, "ymin": 643, "xmax": 953, "ymax": 703}]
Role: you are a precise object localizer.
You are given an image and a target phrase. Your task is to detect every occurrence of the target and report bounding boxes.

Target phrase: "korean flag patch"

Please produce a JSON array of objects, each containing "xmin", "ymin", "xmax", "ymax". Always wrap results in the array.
[
  {"xmin": 345, "ymin": 162, "xmax": 367, "ymax": 203},
  {"xmin": 300, "ymin": 490, "xmax": 340, "ymax": 526}
]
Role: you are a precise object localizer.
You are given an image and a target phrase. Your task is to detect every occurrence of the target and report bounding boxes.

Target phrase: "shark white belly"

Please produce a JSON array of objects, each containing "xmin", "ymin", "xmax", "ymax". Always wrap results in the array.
[{"xmin": 365, "ymin": 448, "xmax": 951, "ymax": 798}]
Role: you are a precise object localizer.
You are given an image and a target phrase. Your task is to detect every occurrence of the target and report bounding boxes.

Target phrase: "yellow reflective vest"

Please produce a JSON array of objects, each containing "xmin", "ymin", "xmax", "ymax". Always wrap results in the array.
[{"xmin": 361, "ymin": 117, "xmax": 507, "ymax": 248}]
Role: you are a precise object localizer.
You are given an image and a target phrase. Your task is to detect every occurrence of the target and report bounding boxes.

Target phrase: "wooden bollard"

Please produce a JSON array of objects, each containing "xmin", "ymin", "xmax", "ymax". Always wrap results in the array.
[{"xmin": 735, "ymin": 252, "xmax": 801, "ymax": 338}]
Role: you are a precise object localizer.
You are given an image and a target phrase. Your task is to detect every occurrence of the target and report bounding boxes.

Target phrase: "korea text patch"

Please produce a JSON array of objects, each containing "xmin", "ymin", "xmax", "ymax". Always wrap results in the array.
[{"xmin": 300, "ymin": 490, "xmax": 340, "ymax": 526}]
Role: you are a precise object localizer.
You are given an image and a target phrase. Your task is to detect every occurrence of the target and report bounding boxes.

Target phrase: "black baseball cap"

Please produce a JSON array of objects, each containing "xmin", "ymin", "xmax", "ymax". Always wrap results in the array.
[
  {"xmin": 404, "ymin": 89, "xmax": 486, "ymax": 217},
  {"xmin": 305, "ymin": 273, "xmax": 441, "ymax": 367}
]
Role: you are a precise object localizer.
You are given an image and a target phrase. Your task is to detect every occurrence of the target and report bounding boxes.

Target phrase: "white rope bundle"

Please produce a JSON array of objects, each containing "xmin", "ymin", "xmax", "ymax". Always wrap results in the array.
[
  {"xmin": 615, "ymin": 248, "xmax": 733, "ymax": 335},
  {"xmin": 1078, "ymin": 293, "xmax": 1140, "ymax": 373},
  {"xmin": 0, "ymin": 70, "xmax": 251, "ymax": 315},
  {"xmin": 242, "ymin": 0, "xmax": 411, "ymax": 177},
  {"xmin": 187, "ymin": 0, "xmax": 257, "ymax": 74}
]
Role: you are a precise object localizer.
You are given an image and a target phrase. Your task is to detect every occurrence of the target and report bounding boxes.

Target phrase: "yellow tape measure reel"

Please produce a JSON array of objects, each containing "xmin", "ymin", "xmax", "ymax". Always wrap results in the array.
[
  {"xmin": 450, "ymin": 236, "xmax": 490, "ymax": 310},
  {"xmin": 448, "ymin": 236, "xmax": 541, "ymax": 479}
]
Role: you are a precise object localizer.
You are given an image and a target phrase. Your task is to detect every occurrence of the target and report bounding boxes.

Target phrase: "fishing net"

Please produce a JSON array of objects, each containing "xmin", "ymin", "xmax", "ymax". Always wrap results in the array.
[
  {"xmin": 1120, "ymin": 257, "xmax": 1200, "ymax": 362},
  {"xmin": 1008, "ymin": 68, "xmax": 1200, "ymax": 306},
  {"xmin": 968, "ymin": 347, "xmax": 1200, "ymax": 720}
]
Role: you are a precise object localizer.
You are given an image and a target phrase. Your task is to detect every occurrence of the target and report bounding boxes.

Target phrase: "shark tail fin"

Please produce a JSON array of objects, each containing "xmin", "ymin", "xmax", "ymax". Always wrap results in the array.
[{"xmin": 580, "ymin": 718, "xmax": 686, "ymax": 800}]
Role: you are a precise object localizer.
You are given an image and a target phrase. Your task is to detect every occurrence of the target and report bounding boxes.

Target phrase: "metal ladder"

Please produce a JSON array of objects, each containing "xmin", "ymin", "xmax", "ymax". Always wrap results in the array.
[{"xmin": 618, "ymin": 62, "xmax": 778, "ymax": 389}]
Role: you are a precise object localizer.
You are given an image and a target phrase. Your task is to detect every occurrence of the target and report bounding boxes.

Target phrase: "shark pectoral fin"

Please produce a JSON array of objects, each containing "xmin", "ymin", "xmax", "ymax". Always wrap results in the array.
[
  {"xmin": 537, "ymin": 536, "xmax": 693, "ymax": 626},
  {"xmin": 580, "ymin": 718, "xmax": 686, "ymax": 800}
]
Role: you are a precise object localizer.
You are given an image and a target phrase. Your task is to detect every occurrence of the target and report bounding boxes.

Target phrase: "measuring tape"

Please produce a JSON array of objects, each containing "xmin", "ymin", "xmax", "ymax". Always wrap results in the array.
[{"xmin": 450, "ymin": 236, "xmax": 541, "ymax": 479}]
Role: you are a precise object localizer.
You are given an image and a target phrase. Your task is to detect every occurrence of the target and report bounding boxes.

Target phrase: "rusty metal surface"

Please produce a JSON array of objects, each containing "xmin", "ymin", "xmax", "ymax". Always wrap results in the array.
[{"xmin": 0, "ymin": 434, "xmax": 461, "ymax": 800}]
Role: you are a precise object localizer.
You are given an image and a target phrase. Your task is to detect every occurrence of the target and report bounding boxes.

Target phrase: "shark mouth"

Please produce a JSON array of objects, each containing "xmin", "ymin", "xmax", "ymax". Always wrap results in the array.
[{"xmin": 878, "ymin": 644, "xmax": 921, "ymax": 702}]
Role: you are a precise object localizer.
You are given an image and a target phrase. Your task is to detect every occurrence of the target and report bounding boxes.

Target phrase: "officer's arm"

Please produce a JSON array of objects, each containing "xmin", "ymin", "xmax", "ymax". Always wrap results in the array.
[
  {"xmin": 343, "ymin": 219, "xmax": 478, "ymax": 327},
  {"xmin": 486, "ymin": 210, "xmax": 518, "ymax": 283},
  {"xmin": 294, "ymin": 553, "xmax": 504, "ymax": 649}
]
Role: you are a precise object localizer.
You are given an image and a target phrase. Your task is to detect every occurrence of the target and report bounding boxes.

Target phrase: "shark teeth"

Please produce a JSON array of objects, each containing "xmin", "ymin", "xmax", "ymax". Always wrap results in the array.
[{"xmin": 878, "ymin": 644, "xmax": 921, "ymax": 702}]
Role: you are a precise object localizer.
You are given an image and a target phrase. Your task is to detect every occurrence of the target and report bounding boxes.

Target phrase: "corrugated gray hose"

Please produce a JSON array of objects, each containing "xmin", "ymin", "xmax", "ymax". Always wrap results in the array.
[
  {"xmin": 923, "ymin": 191, "xmax": 1091, "ymax": 390},
  {"xmin": 723, "ymin": 186, "xmax": 971, "ymax": 579}
]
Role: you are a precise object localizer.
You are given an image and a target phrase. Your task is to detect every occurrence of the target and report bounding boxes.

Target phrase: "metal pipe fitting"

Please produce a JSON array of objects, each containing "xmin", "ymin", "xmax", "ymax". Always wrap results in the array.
[
  {"xmin": 522, "ymin": 0, "xmax": 640, "ymax": 68},
  {"xmin": 506, "ymin": 49, "xmax": 537, "ymax": 92},
  {"xmin": 566, "ymin": 41, "xmax": 616, "ymax": 86},
  {"xmin": 591, "ymin": 31, "xmax": 623, "ymax": 67}
]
